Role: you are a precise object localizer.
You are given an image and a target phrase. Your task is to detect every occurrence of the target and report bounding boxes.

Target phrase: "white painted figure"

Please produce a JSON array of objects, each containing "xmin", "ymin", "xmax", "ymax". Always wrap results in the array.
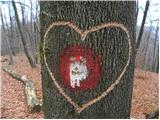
[{"xmin": 69, "ymin": 56, "xmax": 89, "ymax": 88}]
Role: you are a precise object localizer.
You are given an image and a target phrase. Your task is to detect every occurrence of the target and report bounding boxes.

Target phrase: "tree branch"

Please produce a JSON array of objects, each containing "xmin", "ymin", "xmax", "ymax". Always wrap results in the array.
[{"xmin": 2, "ymin": 66, "xmax": 41, "ymax": 112}]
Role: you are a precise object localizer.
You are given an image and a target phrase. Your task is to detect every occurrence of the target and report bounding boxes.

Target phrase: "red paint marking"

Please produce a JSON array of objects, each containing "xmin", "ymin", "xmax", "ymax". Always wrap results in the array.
[
  {"xmin": 59, "ymin": 45, "xmax": 102, "ymax": 91},
  {"xmin": 75, "ymin": 55, "xmax": 81, "ymax": 61}
]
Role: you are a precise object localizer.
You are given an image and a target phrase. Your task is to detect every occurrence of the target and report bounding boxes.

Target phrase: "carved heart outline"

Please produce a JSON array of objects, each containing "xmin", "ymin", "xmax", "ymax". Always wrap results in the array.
[{"xmin": 43, "ymin": 21, "xmax": 132, "ymax": 113}]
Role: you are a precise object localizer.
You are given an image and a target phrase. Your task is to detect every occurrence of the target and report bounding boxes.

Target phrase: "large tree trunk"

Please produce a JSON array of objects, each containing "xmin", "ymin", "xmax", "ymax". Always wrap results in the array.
[{"xmin": 40, "ymin": 1, "xmax": 136, "ymax": 119}]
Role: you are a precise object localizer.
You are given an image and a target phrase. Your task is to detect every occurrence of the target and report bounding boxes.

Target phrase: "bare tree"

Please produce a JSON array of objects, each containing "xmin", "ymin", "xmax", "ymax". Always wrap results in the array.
[
  {"xmin": 34, "ymin": 0, "xmax": 40, "ymax": 63},
  {"xmin": 152, "ymin": 20, "xmax": 159, "ymax": 71},
  {"xmin": 0, "ymin": 8, "xmax": 13, "ymax": 65},
  {"xmin": 29, "ymin": 0, "xmax": 36, "ymax": 61},
  {"xmin": 12, "ymin": 0, "xmax": 36, "ymax": 68},
  {"xmin": 19, "ymin": 0, "xmax": 26, "ymax": 25},
  {"xmin": 136, "ymin": 0, "xmax": 150, "ymax": 54},
  {"xmin": 142, "ymin": 22, "xmax": 153, "ymax": 68},
  {"xmin": 155, "ymin": 46, "xmax": 159, "ymax": 73},
  {"xmin": 8, "ymin": 4, "xmax": 16, "ymax": 56},
  {"xmin": 136, "ymin": 0, "xmax": 139, "ymax": 23}
]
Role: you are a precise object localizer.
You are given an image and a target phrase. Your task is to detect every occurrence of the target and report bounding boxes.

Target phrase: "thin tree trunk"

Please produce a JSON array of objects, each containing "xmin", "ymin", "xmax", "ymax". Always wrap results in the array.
[
  {"xmin": 40, "ymin": 1, "xmax": 136, "ymax": 118},
  {"xmin": 156, "ymin": 48, "xmax": 159, "ymax": 73},
  {"xmin": 20, "ymin": 1, "xmax": 26, "ymax": 26},
  {"xmin": 12, "ymin": 0, "xmax": 36, "ymax": 68},
  {"xmin": 9, "ymin": 4, "xmax": 16, "ymax": 56},
  {"xmin": 28, "ymin": 0, "xmax": 36, "ymax": 60},
  {"xmin": 136, "ymin": 0, "xmax": 139, "ymax": 23},
  {"xmin": 142, "ymin": 22, "xmax": 152, "ymax": 68},
  {"xmin": 136, "ymin": 0, "xmax": 150, "ymax": 54},
  {"xmin": 0, "ymin": 8, "xmax": 13, "ymax": 65},
  {"xmin": 34, "ymin": 1, "xmax": 40, "ymax": 64},
  {"xmin": 153, "ymin": 41, "xmax": 159, "ymax": 73},
  {"xmin": 152, "ymin": 21, "xmax": 159, "ymax": 71}
]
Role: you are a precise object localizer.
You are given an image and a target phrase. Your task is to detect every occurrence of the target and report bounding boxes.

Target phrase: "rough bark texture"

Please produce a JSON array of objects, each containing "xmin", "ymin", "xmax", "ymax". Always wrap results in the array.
[
  {"xmin": 40, "ymin": 1, "xmax": 136, "ymax": 119},
  {"xmin": 3, "ymin": 67, "xmax": 41, "ymax": 112}
]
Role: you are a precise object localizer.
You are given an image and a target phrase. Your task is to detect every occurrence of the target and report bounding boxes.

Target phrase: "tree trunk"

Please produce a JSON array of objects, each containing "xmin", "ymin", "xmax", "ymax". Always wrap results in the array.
[
  {"xmin": 152, "ymin": 21, "xmax": 159, "ymax": 71},
  {"xmin": 12, "ymin": 0, "xmax": 36, "ymax": 68},
  {"xmin": 142, "ymin": 22, "xmax": 152, "ymax": 69},
  {"xmin": 9, "ymin": 4, "xmax": 16, "ymax": 56},
  {"xmin": 40, "ymin": 1, "xmax": 136, "ymax": 119},
  {"xmin": 0, "ymin": 8, "xmax": 13, "ymax": 65},
  {"xmin": 34, "ymin": 1, "xmax": 41, "ymax": 64},
  {"xmin": 154, "ymin": 43, "xmax": 159, "ymax": 73},
  {"xmin": 136, "ymin": 1, "xmax": 139, "ymax": 23},
  {"xmin": 136, "ymin": 0, "xmax": 150, "ymax": 54}
]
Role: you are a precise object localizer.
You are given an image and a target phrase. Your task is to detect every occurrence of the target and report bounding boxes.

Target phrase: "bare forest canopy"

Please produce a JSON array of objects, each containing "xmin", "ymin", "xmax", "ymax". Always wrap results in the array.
[{"xmin": 0, "ymin": 0, "xmax": 159, "ymax": 72}]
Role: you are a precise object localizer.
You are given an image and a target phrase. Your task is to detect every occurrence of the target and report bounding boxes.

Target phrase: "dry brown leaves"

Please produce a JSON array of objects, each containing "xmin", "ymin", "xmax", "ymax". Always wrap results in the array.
[
  {"xmin": 1, "ymin": 54, "xmax": 43, "ymax": 119},
  {"xmin": 0, "ymin": 54, "xmax": 159, "ymax": 119},
  {"xmin": 131, "ymin": 68, "xmax": 159, "ymax": 118}
]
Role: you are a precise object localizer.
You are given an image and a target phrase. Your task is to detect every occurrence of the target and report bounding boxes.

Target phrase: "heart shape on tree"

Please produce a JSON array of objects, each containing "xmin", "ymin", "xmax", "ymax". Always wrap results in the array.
[{"xmin": 43, "ymin": 21, "xmax": 132, "ymax": 113}]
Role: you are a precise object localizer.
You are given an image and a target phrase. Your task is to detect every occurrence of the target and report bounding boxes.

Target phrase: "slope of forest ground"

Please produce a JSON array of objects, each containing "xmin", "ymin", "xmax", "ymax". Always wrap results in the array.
[{"xmin": 0, "ymin": 54, "xmax": 159, "ymax": 119}]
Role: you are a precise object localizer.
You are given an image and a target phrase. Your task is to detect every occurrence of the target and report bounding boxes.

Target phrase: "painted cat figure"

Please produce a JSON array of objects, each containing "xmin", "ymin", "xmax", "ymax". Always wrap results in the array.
[{"xmin": 69, "ymin": 56, "xmax": 89, "ymax": 88}]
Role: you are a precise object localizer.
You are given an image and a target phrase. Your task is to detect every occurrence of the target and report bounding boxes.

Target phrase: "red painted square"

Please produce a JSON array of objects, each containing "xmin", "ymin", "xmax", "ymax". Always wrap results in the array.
[{"xmin": 59, "ymin": 45, "xmax": 101, "ymax": 91}]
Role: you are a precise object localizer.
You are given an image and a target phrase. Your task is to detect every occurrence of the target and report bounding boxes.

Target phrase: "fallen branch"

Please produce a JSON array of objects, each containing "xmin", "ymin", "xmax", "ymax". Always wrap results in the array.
[
  {"xmin": 146, "ymin": 109, "xmax": 159, "ymax": 119},
  {"xmin": 3, "ymin": 67, "xmax": 41, "ymax": 112}
]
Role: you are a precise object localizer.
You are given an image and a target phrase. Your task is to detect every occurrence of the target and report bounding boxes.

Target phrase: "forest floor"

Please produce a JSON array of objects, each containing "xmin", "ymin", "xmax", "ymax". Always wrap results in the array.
[{"xmin": 0, "ymin": 54, "xmax": 159, "ymax": 119}]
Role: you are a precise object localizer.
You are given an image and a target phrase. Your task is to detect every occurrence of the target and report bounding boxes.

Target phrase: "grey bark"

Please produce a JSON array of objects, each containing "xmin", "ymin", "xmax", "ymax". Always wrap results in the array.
[
  {"xmin": 12, "ymin": 0, "xmax": 36, "ymax": 68},
  {"xmin": 40, "ymin": 1, "xmax": 136, "ymax": 119}
]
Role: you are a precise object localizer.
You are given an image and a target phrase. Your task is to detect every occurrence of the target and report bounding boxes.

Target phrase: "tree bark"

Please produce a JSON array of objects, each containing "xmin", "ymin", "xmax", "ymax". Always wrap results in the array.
[
  {"xmin": 12, "ymin": 0, "xmax": 36, "ymax": 68},
  {"xmin": 40, "ymin": 1, "xmax": 136, "ymax": 119},
  {"xmin": 2, "ymin": 67, "xmax": 41, "ymax": 112}
]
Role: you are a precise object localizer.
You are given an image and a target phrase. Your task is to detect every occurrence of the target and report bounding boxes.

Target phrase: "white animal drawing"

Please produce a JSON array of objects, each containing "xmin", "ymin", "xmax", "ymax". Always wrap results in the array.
[{"xmin": 69, "ymin": 56, "xmax": 89, "ymax": 88}]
